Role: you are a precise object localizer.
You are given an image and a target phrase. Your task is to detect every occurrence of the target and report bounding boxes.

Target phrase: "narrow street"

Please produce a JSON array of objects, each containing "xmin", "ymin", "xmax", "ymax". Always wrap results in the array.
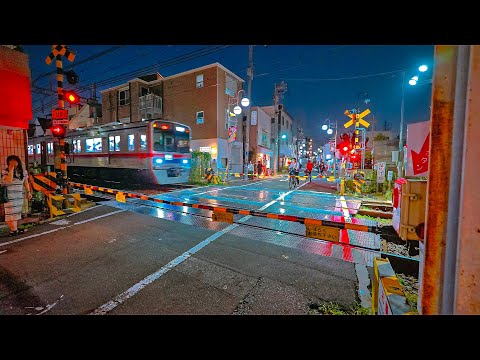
[{"xmin": 0, "ymin": 176, "xmax": 379, "ymax": 315}]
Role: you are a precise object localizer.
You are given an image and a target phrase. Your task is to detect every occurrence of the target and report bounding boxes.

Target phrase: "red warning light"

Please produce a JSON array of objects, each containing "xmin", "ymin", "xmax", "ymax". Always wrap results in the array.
[
  {"xmin": 160, "ymin": 124, "xmax": 170, "ymax": 130},
  {"xmin": 50, "ymin": 125, "xmax": 66, "ymax": 138}
]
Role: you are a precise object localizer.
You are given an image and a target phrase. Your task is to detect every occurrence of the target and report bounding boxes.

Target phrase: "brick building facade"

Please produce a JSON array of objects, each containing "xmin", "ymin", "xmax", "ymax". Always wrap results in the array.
[{"xmin": 100, "ymin": 63, "xmax": 245, "ymax": 173}]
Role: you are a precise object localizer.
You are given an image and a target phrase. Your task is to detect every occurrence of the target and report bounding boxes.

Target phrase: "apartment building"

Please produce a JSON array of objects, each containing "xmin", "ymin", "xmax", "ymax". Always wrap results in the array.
[
  {"xmin": 100, "ymin": 63, "xmax": 245, "ymax": 173},
  {"xmin": 249, "ymin": 106, "xmax": 273, "ymax": 171},
  {"xmin": 260, "ymin": 105, "xmax": 296, "ymax": 169}
]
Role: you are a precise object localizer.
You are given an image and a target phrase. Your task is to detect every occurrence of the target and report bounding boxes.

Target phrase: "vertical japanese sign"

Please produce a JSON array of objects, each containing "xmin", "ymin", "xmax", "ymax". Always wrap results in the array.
[
  {"xmin": 406, "ymin": 120, "xmax": 430, "ymax": 177},
  {"xmin": 377, "ymin": 162, "xmax": 386, "ymax": 183},
  {"xmin": 251, "ymin": 110, "xmax": 257, "ymax": 126}
]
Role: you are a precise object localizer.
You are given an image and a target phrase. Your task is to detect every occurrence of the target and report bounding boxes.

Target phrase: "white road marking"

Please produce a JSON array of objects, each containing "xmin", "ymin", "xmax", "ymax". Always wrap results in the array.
[
  {"xmin": 90, "ymin": 223, "xmax": 239, "ymax": 315},
  {"xmin": 68, "ymin": 209, "xmax": 125, "ymax": 226},
  {"xmin": 91, "ymin": 176, "xmax": 291, "ymax": 315},
  {"xmin": 339, "ymin": 196, "xmax": 351, "ymax": 220},
  {"xmin": 0, "ymin": 209, "xmax": 125, "ymax": 248},
  {"xmin": 50, "ymin": 219, "xmax": 71, "ymax": 226},
  {"xmin": 66, "ymin": 204, "xmax": 103, "ymax": 217}
]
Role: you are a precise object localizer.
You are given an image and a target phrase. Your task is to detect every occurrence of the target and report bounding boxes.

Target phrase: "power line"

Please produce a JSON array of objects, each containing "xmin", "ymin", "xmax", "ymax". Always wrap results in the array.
[
  {"xmin": 32, "ymin": 45, "xmax": 125, "ymax": 86},
  {"xmin": 32, "ymin": 45, "xmax": 231, "ymax": 113},
  {"xmin": 283, "ymin": 69, "xmax": 404, "ymax": 82}
]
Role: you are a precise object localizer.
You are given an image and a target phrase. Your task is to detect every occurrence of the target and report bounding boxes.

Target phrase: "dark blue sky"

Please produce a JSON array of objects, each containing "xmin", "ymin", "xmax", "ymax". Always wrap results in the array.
[{"xmin": 25, "ymin": 45, "xmax": 434, "ymax": 148}]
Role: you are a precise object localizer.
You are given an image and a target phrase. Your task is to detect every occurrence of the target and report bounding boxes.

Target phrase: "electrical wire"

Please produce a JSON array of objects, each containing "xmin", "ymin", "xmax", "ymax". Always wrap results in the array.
[
  {"xmin": 32, "ymin": 45, "xmax": 230, "ymax": 113},
  {"xmin": 283, "ymin": 69, "xmax": 405, "ymax": 82}
]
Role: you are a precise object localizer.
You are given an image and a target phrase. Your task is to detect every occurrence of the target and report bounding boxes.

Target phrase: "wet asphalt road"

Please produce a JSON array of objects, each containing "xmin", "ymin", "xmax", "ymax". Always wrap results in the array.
[{"xmin": 0, "ymin": 176, "xmax": 379, "ymax": 315}]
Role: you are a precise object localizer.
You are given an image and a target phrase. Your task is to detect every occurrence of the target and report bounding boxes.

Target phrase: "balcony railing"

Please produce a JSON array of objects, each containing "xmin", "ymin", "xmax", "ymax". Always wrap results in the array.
[{"xmin": 139, "ymin": 94, "xmax": 162, "ymax": 115}]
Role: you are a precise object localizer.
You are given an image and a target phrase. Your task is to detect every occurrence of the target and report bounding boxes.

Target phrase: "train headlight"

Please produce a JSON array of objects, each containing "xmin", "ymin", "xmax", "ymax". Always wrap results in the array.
[
  {"xmin": 155, "ymin": 158, "xmax": 163, "ymax": 164},
  {"xmin": 182, "ymin": 159, "xmax": 188, "ymax": 164}
]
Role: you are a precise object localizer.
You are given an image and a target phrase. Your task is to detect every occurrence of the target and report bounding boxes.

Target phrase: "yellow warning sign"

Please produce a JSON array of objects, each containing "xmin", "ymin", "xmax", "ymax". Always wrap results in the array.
[
  {"xmin": 305, "ymin": 225, "xmax": 340, "ymax": 242},
  {"xmin": 116, "ymin": 192, "xmax": 126, "ymax": 203},
  {"xmin": 84, "ymin": 186, "xmax": 93, "ymax": 195},
  {"xmin": 212, "ymin": 211, "xmax": 233, "ymax": 224}
]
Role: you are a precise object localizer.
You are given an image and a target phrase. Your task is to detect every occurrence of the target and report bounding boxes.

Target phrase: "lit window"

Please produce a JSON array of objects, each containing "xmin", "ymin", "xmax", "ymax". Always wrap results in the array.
[
  {"xmin": 118, "ymin": 88, "xmax": 130, "ymax": 106},
  {"xmin": 36, "ymin": 144, "xmax": 41, "ymax": 154},
  {"xmin": 196, "ymin": 111, "xmax": 204, "ymax": 125},
  {"xmin": 109, "ymin": 135, "xmax": 120, "ymax": 152},
  {"xmin": 73, "ymin": 139, "xmax": 82, "ymax": 153},
  {"xmin": 47, "ymin": 142, "xmax": 53, "ymax": 154},
  {"xmin": 196, "ymin": 74, "xmax": 204, "ymax": 88},
  {"xmin": 28, "ymin": 145, "xmax": 34, "ymax": 155},
  {"xmin": 140, "ymin": 134, "xmax": 147, "ymax": 151},
  {"xmin": 86, "ymin": 138, "xmax": 102, "ymax": 153},
  {"xmin": 128, "ymin": 134, "xmax": 135, "ymax": 151}
]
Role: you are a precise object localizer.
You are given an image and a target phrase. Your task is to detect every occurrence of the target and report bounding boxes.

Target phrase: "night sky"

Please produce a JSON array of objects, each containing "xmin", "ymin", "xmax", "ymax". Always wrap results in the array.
[{"xmin": 24, "ymin": 45, "xmax": 434, "ymax": 148}]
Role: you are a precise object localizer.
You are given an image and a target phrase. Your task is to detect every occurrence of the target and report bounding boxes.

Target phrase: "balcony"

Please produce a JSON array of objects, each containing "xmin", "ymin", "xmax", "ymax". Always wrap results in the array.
[{"xmin": 139, "ymin": 94, "xmax": 162, "ymax": 116}]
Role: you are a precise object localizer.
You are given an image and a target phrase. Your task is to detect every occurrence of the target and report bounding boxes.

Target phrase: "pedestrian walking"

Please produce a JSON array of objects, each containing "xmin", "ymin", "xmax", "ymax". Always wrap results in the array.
[
  {"xmin": 247, "ymin": 161, "xmax": 254, "ymax": 180},
  {"xmin": 257, "ymin": 161, "xmax": 263, "ymax": 178},
  {"xmin": 1, "ymin": 155, "xmax": 32, "ymax": 236}
]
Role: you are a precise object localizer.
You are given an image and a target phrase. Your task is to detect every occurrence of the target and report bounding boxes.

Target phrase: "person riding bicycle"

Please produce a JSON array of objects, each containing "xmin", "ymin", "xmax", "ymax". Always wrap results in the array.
[
  {"xmin": 306, "ymin": 159, "xmax": 314, "ymax": 182},
  {"xmin": 288, "ymin": 158, "xmax": 300, "ymax": 186}
]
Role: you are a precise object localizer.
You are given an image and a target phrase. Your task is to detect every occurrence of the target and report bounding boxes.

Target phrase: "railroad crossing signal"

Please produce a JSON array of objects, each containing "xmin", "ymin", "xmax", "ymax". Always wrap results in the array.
[
  {"xmin": 344, "ymin": 109, "xmax": 371, "ymax": 128},
  {"xmin": 45, "ymin": 45, "xmax": 76, "ymax": 64}
]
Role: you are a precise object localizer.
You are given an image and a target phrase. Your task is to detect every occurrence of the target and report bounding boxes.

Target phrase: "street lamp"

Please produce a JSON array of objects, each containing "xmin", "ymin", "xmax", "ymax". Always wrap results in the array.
[
  {"xmin": 281, "ymin": 134, "xmax": 287, "ymax": 139},
  {"xmin": 398, "ymin": 64, "xmax": 430, "ymax": 176},
  {"xmin": 226, "ymin": 89, "xmax": 250, "ymax": 180},
  {"xmin": 321, "ymin": 118, "xmax": 338, "ymax": 179}
]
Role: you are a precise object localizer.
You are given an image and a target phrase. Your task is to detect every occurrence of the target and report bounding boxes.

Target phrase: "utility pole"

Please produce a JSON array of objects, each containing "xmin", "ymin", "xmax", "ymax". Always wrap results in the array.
[
  {"xmin": 244, "ymin": 45, "xmax": 253, "ymax": 179},
  {"xmin": 272, "ymin": 85, "xmax": 278, "ymax": 175},
  {"xmin": 91, "ymin": 83, "xmax": 98, "ymax": 123},
  {"xmin": 398, "ymin": 71, "xmax": 406, "ymax": 177}
]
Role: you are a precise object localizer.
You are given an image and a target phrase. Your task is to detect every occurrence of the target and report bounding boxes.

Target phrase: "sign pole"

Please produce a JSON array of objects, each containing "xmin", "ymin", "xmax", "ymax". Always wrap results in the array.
[{"xmin": 46, "ymin": 45, "xmax": 76, "ymax": 194}]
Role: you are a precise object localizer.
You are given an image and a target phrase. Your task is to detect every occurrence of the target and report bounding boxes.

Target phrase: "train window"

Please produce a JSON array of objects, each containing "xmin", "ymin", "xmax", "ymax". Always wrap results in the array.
[
  {"xmin": 128, "ymin": 134, "xmax": 135, "ymax": 151},
  {"xmin": 36, "ymin": 144, "xmax": 41, "ymax": 154},
  {"xmin": 176, "ymin": 132, "xmax": 190, "ymax": 153},
  {"xmin": 86, "ymin": 138, "xmax": 103, "ymax": 153},
  {"xmin": 153, "ymin": 127, "xmax": 190, "ymax": 153},
  {"xmin": 109, "ymin": 135, "xmax": 120, "ymax": 152},
  {"xmin": 47, "ymin": 143, "xmax": 53, "ymax": 154},
  {"xmin": 28, "ymin": 145, "xmax": 34, "ymax": 155},
  {"xmin": 140, "ymin": 134, "xmax": 147, "ymax": 151},
  {"xmin": 73, "ymin": 139, "xmax": 82, "ymax": 153},
  {"xmin": 165, "ymin": 135, "xmax": 175, "ymax": 152}
]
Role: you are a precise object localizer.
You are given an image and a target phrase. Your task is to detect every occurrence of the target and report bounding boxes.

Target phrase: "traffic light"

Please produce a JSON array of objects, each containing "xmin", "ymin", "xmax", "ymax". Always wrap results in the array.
[
  {"xmin": 338, "ymin": 141, "xmax": 352, "ymax": 156},
  {"xmin": 65, "ymin": 70, "xmax": 79, "ymax": 85},
  {"xmin": 50, "ymin": 125, "xmax": 66, "ymax": 138},
  {"xmin": 64, "ymin": 90, "xmax": 80, "ymax": 104}
]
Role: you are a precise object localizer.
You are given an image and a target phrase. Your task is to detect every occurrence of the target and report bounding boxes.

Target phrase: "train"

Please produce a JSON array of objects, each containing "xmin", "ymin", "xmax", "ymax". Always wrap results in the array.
[{"xmin": 28, "ymin": 119, "xmax": 192, "ymax": 186}]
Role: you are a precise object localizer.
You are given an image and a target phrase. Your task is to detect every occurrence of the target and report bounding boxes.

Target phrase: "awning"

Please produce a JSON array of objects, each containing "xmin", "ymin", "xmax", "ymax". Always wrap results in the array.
[{"xmin": 256, "ymin": 145, "xmax": 273, "ymax": 157}]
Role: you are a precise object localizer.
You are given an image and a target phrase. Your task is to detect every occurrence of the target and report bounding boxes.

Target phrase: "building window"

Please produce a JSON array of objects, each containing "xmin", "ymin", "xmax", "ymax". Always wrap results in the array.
[
  {"xmin": 225, "ymin": 75, "xmax": 237, "ymax": 96},
  {"xmin": 196, "ymin": 111, "xmax": 204, "ymax": 124},
  {"xmin": 261, "ymin": 130, "xmax": 268, "ymax": 147},
  {"xmin": 271, "ymin": 118, "xmax": 275, "ymax": 124},
  {"xmin": 109, "ymin": 135, "xmax": 121, "ymax": 152},
  {"xmin": 28, "ymin": 145, "xmax": 34, "ymax": 155},
  {"xmin": 140, "ymin": 134, "xmax": 147, "ymax": 151},
  {"xmin": 118, "ymin": 89, "xmax": 129, "ymax": 106},
  {"xmin": 47, "ymin": 142, "xmax": 53, "ymax": 154},
  {"xmin": 128, "ymin": 134, "xmax": 135, "ymax": 151},
  {"xmin": 73, "ymin": 139, "xmax": 81, "ymax": 153},
  {"xmin": 86, "ymin": 138, "xmax": 102, "ymax": 153},
  {"xmin": 196, "ymin": 74, "xmax": 204, "ymax": 88},
  {"xmin": 36, "ymin": 144, "xmax": 41, "ymax": 154},
  {"xmin": 141, "ymin": 87, "xmax": 149, "ymax": 96}
]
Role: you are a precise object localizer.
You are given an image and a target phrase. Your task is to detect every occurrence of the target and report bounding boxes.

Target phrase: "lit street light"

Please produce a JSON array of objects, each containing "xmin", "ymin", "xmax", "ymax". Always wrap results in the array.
[
  {"xmin": 281, "ymin": 134, "xmax": 287, "ymax": 139},
  {"xmin": 233, "ymin": 105, "xmax": 242, "ymax": 115},
  {"xmin": 327, "ymin": 128, "xmax": 333, "ymax": 135},
  {"xmin": 409, "ymin": 78, "xmax": 417, "ymax": 86},
  {"xmin": 240, "ymin": 97, "xmax": 250, "ymax": 107},
  {"xmin": 321, "ymin": 124, "xmax": 328, "ymax": 131},
  {"xmin": 419, "ymin": 64, "xmax": 428, "ymax": 72}
]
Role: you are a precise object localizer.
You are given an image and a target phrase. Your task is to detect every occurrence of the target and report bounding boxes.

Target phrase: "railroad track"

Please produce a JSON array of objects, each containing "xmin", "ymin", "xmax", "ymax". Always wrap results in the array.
[{"xmin": 79, "ymin": 188, "xmax": 419, "ymax": 278}]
